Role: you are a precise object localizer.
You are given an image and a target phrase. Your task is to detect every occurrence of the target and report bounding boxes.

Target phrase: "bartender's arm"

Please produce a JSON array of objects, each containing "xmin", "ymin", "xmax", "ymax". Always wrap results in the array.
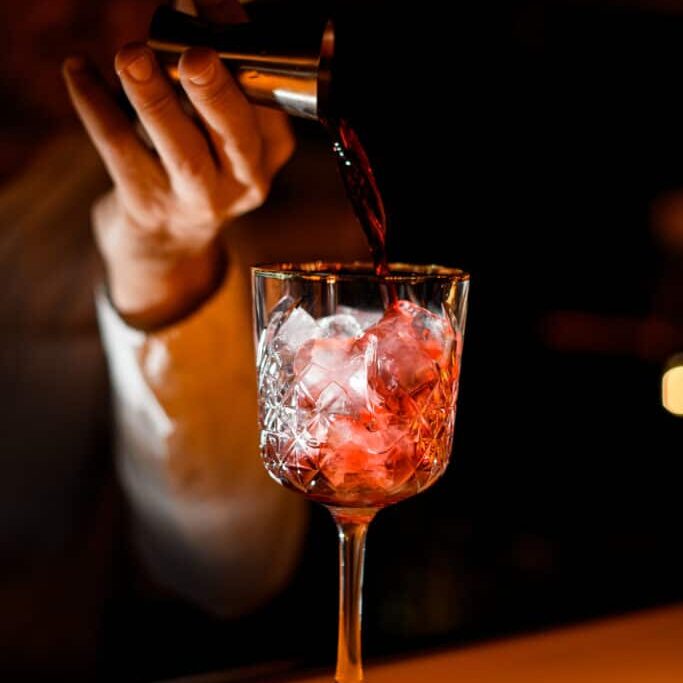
[{"xmin": 62, "ymin": 0, "xmax": 305, "ymax": 615}]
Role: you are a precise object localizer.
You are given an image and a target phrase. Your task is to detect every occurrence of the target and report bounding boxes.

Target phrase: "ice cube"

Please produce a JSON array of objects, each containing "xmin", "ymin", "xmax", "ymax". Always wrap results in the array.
[
  {"xmin": 336, "ymin": 306, "xmax": 382, "ymax": 331},
  {"xmin": 315, "ymin": 382, "xmax": 358, "ymax": 415},
  {"xmin": 395, "ymin": 300, "xmax": 455, "ymax": 363},
  {"xmin": 318, "ymin": 313, "xmax": 363, "ymax": 339},
  {"xmin": 293, "ymin": 336, "xmax": 375, "ymax": 416},
  {"xmin": 320, "ymin": 413, "xmax": 417, "ymax": 492},
  {"xmin": 293, "ymin": 336, "xmax": 351, "ymax": 379},
  {"xmin": 257, "ymin": 295, "xmax": 296, "ymax": 368},
  {"xmin": 366, "ymin": 300, "xmax": 455, "ymax": 397},
  {"xmin": 273, "ymin": 307, "xmax": 321, "ymax": 359}
]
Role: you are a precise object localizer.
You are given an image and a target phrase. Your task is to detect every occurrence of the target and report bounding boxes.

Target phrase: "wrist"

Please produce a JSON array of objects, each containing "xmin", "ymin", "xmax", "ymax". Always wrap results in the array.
[{"xmin": 105, "ymin": 241, "xmax": 227, "ymax": 330}]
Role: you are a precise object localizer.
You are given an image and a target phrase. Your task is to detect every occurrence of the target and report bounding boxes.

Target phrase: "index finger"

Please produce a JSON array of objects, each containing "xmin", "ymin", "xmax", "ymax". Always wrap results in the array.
[{"xmin": 63, "ymin": 56, "xmax": 164, "ymax": 199}]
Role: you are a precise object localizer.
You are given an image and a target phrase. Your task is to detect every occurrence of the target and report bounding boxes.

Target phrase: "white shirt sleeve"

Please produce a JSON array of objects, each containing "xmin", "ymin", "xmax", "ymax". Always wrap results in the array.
[{"xmin": 95, "ymin": 257, "xmax": 307, "ymax": 617}]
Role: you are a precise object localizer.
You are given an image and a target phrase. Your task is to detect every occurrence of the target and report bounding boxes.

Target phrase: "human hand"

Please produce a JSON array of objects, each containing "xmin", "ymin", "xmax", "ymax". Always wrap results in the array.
[{"xmin": 63, "ymin": 0, "xmax": 294, "ymax": 328}]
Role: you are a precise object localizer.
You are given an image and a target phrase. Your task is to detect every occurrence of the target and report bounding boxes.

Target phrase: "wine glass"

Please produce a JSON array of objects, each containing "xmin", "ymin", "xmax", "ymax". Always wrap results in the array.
[{"xmin": 252, "ymin": 262, "xmax": 469, "ymax": 682}]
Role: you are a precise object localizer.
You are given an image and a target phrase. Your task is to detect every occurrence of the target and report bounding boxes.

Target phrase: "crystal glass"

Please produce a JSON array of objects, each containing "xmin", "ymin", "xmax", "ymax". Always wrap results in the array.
[{"xmin": 252, "ymin": 262, "xmax": 469, "ymax": 682}]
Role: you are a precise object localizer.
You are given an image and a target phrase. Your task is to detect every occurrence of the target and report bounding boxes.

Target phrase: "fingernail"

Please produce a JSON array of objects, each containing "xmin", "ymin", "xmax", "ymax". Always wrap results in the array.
[
  {"xmin": 188, "ymin": 59, "xmax": 216, "ymax": 86},
  {"xmin": 121, "ymin": 52, "xmax": 153, "ymax": 83}
]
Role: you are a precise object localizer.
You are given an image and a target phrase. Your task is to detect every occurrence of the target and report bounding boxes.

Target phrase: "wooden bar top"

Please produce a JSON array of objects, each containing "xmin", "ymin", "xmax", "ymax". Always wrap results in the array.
[
  {"xmin": 164, "ymin": 604, "xmax": 683, "ymax": 682},
  {"xmin": 290, "ymin": 603, "xmax": 683, "ymax": 683}
]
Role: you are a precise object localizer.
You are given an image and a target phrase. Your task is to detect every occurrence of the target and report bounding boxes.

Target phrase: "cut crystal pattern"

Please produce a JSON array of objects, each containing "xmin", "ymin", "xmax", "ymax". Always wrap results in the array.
[{"xmin": 257, "ymin": 300, "xmax": 461, "ymax": 507}]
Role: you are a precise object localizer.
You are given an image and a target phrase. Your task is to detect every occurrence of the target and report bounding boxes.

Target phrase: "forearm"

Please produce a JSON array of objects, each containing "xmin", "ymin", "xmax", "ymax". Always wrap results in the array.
[{"xmin": 97, "ymin": 247, "xmax": 307, "ymax": 614}]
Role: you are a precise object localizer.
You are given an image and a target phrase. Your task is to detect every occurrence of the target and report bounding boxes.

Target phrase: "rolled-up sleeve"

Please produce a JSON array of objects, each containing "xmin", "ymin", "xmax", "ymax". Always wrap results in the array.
[{"xmin": 95, "ymin": 256, "xmax": 307, "ymax": 617}]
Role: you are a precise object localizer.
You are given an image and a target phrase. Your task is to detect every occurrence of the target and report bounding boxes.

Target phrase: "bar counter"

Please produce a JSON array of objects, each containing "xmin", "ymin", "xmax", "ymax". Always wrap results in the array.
[{"xmin": 167, "ymin": 603, "xmax": 683, "ymax": 682}]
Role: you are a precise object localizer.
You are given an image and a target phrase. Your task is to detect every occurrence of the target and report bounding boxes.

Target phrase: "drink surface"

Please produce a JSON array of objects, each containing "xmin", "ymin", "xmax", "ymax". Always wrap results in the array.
[{"xmin": 258, "ymin": 298, "xmax": 462, "ymax": 508}]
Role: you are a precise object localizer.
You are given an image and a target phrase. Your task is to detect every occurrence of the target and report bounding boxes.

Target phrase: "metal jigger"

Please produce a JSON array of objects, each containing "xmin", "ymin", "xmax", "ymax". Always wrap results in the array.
[{"xmin": 147, "ymin": 5, "xmax": 334, "ymax": 120}]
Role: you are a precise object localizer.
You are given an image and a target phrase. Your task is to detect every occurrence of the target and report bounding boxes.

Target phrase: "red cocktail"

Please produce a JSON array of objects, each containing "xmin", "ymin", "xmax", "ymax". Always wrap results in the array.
[{"xmin": 253, "ymin": 262, "xmax": 469, "ymax": 682}]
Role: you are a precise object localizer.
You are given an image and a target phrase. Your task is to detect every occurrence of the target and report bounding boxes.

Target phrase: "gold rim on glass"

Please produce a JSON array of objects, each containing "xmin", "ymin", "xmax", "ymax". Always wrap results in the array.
[{"xmin": 252, "ymin": 261, "xmax": 470, "ymax": 283}]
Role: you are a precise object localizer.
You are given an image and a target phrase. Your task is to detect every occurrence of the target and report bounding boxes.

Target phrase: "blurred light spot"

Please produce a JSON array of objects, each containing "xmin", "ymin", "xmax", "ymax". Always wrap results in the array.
[{"xmin": 662, "ymin": 355, "xmax": 683, "ymax": 416}]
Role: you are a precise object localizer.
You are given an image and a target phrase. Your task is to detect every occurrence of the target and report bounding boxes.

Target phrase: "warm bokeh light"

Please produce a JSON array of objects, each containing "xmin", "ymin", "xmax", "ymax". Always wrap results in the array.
[{"xmin": 662, "ymin": 355, "xmax": 683, "ymax": 416}]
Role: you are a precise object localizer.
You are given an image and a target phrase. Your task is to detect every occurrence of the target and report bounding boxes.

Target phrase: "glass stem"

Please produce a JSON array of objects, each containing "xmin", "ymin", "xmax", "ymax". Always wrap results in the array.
[{"xmin": 330, "ymin": 508, "xmax": 376, "ymax": 683}]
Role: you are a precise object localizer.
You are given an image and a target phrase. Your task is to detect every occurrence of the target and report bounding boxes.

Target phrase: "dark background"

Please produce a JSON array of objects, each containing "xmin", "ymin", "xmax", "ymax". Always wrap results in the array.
[
  {"xmin": 2, "ymin": 1, "xmax": 683, "ymax": 681},
  {"xmin": 316, "ymin": 0, "xmax": 683, "ymax": 663}
]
